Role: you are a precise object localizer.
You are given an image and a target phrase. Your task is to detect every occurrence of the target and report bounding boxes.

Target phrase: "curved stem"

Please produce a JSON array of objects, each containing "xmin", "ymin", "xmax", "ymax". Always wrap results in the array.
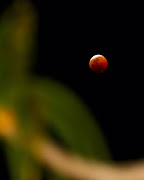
[{"xmin": 31, "ymin": 137, "xmax": 144, "ymax": 180}]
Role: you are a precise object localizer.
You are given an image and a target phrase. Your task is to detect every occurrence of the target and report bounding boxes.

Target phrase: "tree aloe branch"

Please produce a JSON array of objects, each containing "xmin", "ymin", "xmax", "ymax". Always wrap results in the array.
[{"xmin": 0, "ymin": 108, "xmax": 144, "ymax": 180}]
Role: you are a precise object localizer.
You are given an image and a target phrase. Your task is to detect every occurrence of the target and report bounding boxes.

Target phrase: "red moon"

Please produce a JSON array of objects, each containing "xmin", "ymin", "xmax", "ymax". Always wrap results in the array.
[{"xmin": 89, "ymin": 55, "xmax": 108, "ymax": 73}]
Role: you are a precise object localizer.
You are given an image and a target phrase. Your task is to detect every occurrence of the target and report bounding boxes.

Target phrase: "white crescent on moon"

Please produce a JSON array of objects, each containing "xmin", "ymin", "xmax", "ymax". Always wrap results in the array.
[{"xmin": 90, "ymin": 54, "xmax": 103, "ymax": 61}]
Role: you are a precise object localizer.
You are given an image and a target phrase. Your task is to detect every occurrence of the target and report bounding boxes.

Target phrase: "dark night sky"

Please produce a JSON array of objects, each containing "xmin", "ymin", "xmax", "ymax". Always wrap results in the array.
[
  {"xmin": 0, "ymin": 1, "xmax": 144, "ymax": 179},
  {"xmin": 35, "ymin": 2, "xmax": 144, "ymax": 161}
]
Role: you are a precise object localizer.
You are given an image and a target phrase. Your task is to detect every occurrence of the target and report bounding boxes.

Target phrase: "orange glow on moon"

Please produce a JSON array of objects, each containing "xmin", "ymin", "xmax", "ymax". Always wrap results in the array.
[{"xmin": 89, "ymin": 55, "xmax": 108, "ymax": 73}]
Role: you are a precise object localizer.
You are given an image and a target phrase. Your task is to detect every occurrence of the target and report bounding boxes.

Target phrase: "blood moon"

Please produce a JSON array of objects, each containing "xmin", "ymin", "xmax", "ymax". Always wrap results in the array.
[{"xmin": 89, "ymin": 55, "xmax": 108, "ymax": 73}]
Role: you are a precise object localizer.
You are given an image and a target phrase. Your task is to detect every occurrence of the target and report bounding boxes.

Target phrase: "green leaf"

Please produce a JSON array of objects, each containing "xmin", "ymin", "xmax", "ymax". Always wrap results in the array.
[
  {"xmin": 5, "ymin": 144, "xmax": 42, "ymax": 180},
  {"xmin": 30, "ymin": 77, "xmax": 112, "ymax": 162},
  {"xmin": 1, "ymin": 77, "xmax": 111, "ymax": 180},
  {"xmin": 0, "ymin": 1, "xmax": 37, "ymax": 84}
]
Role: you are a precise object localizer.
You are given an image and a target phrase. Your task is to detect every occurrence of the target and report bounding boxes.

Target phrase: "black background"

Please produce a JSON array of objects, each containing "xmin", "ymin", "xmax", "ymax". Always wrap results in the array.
[{"xmin": 0, "ymin": 1, "xmax": 144, "ymax": 179}]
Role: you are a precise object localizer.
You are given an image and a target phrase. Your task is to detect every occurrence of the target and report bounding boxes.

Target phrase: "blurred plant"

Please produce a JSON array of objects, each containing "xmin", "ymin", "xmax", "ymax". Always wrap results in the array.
[
  {"xmin": 0, "ymin": 1, "xmax": 144, "ymax": 180},
  {"xmin": 0, "ymin": 0, "xmax": 111, "ymax": 179}
]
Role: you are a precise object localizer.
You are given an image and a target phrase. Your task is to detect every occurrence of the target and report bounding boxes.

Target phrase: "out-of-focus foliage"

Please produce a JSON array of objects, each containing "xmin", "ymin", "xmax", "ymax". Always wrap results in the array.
[
  {"xmin": 30, "ymin": 78, "xmax": 111, "ymax": 161},
  {"xmin": 0, "ymin": 0, "xmax": 37, "ymax": 84},
  {"xmin": 0, "ymin": 1, "xmax": 112, "ymax": 180},
  {"xmin": 6, "ymin": 144, "xmax": 41, "ymax": 180}
]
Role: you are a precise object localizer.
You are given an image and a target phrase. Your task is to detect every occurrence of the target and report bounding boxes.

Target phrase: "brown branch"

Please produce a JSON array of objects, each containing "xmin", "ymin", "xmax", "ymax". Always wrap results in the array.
[{"xmin": 31, "ymin": 137, "xmax": 144, "ymax": 180}]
